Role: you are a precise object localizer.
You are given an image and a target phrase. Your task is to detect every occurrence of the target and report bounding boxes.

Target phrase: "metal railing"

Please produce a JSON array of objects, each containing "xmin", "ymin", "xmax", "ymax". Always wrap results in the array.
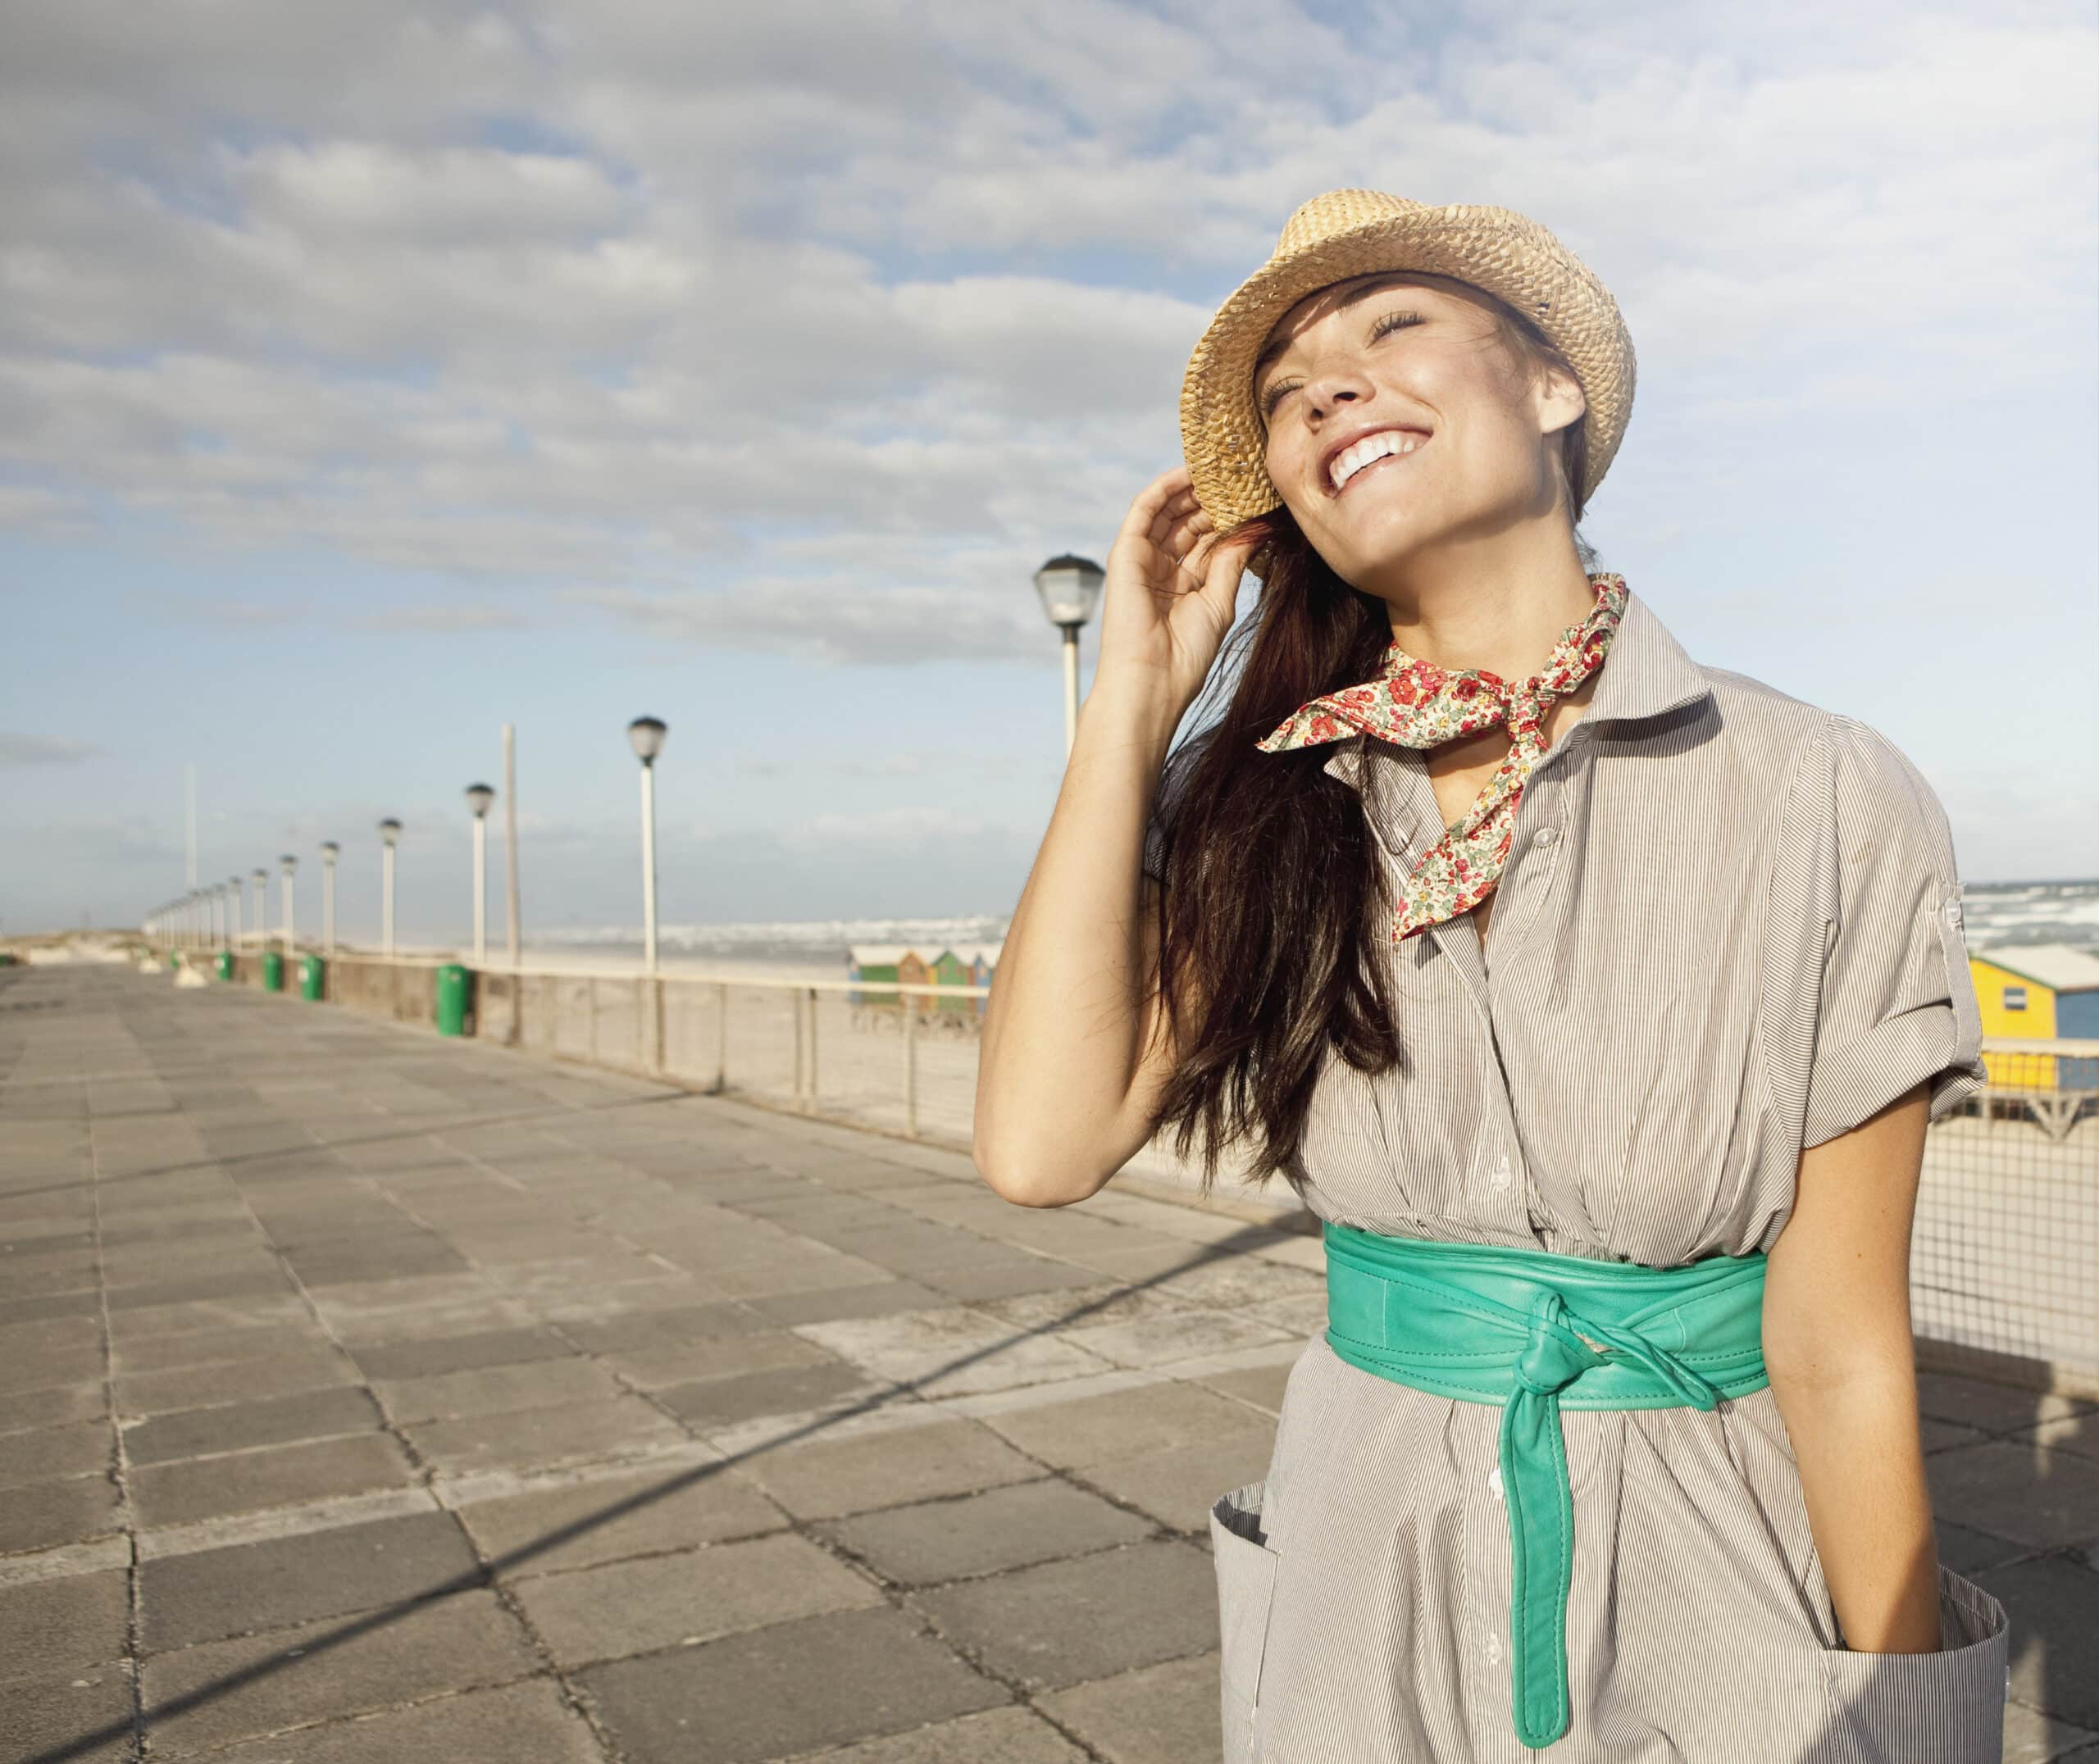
[{"xmin": 159, "ymin": 944, "xmax": 2099, "ymax": 1397}]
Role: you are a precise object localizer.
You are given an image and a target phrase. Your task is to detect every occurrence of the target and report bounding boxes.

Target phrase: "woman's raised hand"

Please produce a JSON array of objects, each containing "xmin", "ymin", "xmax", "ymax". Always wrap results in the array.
[{"xmin": 1091, "ymin": 465, "xmax": 1262, "ymax": 721}]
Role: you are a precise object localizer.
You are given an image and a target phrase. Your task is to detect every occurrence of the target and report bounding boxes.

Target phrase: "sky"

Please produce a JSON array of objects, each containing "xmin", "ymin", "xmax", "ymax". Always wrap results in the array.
[{"xmin": 2, "ymin": 0, "xmax": 2095, "ymax": 943}]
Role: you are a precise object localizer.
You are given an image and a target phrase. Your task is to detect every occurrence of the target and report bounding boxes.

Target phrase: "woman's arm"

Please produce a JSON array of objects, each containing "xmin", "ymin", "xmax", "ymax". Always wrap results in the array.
[
  {"xmin": 1762, "ymin": 1080, "xmax": 1942, "ymax": 1653},
  {"xmin": 972, "ymin": 467, "xmax": 1254, "ymax": 1207}
]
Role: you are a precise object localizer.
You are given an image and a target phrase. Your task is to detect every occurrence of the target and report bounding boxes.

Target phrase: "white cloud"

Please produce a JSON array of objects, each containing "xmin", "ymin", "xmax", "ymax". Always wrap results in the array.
[
  {"xmin": 0, "ymin": 731, "xmax": 100, "ymax": 765},
  {"xmin": 0, "ymin": 1, "xmax": 2090, "ymax": 660}
]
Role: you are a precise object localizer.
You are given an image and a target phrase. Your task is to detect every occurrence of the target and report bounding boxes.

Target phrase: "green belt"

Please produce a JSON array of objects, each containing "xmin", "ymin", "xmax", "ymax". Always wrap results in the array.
[{"xmin": 1321, "ymin": 1220, "xmax": 1769, "ymax": 1750}]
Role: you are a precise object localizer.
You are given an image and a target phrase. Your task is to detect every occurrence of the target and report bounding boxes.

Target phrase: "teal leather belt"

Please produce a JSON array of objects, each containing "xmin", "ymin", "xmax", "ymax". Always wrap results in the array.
[{"xmin": 1321, "ymin": 1219, "xmax": 1770, "ymax": 1750}]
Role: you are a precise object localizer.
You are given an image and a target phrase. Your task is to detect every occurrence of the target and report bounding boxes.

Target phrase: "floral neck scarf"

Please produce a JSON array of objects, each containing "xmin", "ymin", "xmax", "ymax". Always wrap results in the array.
[{"xmin": 1255, "ymin": 573, "xmax": 1628, "ymax": 943}]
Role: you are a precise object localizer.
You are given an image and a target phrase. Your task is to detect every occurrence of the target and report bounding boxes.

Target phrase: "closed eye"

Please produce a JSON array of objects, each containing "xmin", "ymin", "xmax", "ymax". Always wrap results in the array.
[{"xmin": 1258, "ymin": 309, "xmax": 1427, "ymax": 421}]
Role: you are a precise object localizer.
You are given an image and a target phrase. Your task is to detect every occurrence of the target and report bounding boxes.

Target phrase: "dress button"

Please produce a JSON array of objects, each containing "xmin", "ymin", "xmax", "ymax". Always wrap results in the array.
[
  {"xmin": 1487, "ymin": 1464, "xmax": 1504, "ymax": 1501},
  {"xmin": 1532, "ymin": 826, "xmax": 1559, "ymax": 848},
  {"xmin": 1485, "ymin": 1628, "xmax": 1503, "ymax": 1666},
  {"xmin": 1489, "ymin": 1157, "xmax": 1514, "ymax": 1191}
]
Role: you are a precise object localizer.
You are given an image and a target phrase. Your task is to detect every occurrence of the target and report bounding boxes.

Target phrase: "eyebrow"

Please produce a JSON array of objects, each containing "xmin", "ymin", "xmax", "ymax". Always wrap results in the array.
[{"xmin": 1252, "ymin": 275, "xmax": 1439, "ymax": 381}]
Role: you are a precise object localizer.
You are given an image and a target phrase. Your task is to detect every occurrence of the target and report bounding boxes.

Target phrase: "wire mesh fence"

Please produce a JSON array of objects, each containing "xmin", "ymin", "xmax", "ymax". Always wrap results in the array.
[{"xmin": 184, "ymin": 947, "xmax": 2099, "ymax": 1397}]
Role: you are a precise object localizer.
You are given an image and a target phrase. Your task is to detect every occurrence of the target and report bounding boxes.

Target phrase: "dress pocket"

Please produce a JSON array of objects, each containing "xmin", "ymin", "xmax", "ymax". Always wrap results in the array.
[
  {"xmin": 1816, "ymin": 1562, "xmax": 2009, "ymax": 1762},
  {"xmin": 1209, "ymin": 1478, "xmax": 1282, "ymax": 1764}
]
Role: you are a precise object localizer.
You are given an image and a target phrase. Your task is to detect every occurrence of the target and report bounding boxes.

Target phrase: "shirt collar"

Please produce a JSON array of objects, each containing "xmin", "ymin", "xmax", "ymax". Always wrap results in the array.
[{"xmin": 1318, "ymin": 585, "xmax": 1711, "ymax": 799}]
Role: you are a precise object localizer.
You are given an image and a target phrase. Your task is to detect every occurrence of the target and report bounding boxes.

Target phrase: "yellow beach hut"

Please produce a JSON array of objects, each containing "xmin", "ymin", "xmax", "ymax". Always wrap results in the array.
[{"xmin": 1969, "ymin": 942, "xmax": 2099, "ymax": 1093}]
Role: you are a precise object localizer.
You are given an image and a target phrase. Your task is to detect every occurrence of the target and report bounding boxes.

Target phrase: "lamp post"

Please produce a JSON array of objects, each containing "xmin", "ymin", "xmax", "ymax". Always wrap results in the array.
[
  {"xmin": 320, "ymin": 842, "xmax": 339, "ymax": 957},
  {"xmin": 279, "ymin": 855, "xmax": 298, "ymax": 956},
  {"xmin": 1031, "ymin": 553, "xmax": 1106, "ymax": 757},
  {"xmin": 227, "ymin": 876, "xmax": 242, "ymax": 948},
  {"xmin": 251, "ymin": 869, "xmax": 268, "ymax": 948},
  {"xmin": 378, "ymin": 820, "xmax": 401, "ymax": 957},
  {"xmin": 464, "ymin": 785, "xmax": 495, "ymax": 964},
  {"xmin": 626, "ymin": 718, "xmax": 667, "ymax": 975},
  {"xmin": 208, "ymin": 886, "xmax": 222, "ymax": 948}
]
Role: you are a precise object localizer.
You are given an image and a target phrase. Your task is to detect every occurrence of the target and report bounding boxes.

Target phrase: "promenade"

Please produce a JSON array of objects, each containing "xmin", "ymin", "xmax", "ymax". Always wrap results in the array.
[{"xmin": 1, "ymin": 962, "xmax": 2093, "ymax": 1763}]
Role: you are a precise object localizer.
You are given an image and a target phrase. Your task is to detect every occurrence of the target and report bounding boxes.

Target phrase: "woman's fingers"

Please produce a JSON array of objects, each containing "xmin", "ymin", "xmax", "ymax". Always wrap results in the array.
[
  {"xmin": 1158, "ymin": 507, "xmax": 1211, "ymax": 566},
  {"xmin": 1117, "ymin": 465, "xmax": 1195, "ymax": 549},
  {"xmin": 1145, "ymin": 487, "xmax": 1205, "ymax": 553}
]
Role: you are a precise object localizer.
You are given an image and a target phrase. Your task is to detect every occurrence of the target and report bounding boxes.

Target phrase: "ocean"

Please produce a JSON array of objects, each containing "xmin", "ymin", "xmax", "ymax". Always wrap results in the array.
[{"xmin": 521, "ymin": 880, "xmax": 2099, "ymax": 983}]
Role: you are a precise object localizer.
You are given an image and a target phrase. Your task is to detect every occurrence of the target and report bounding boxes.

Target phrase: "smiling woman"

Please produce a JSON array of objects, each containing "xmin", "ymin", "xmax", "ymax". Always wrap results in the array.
[{"xmin": 974, "ymin": 186, "xmax": 2007, "ymax": 1762}]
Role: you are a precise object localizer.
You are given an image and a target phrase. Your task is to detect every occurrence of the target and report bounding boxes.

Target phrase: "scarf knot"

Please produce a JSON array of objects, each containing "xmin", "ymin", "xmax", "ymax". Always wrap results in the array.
[{"xmin": 1255, "ymin": 574, "xmax": 1628, "ymax": 943}]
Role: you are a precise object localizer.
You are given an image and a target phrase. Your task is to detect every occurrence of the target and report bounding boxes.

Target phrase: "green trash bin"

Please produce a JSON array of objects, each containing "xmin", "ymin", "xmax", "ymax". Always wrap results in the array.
[
  {"xmin": 300, "ymin": 954, "xmax": 325, "ymax": 1001},
  {"xmin": 262, "ymin": 950, "xmax": 285, "ymax": 993},
  {"xmin": 435, "ymin": 963, "xmax": 473, "ymax": 1037},
  {"xmin": 216, "ymin": 950, "xmax": 234, "ymax": 980}
]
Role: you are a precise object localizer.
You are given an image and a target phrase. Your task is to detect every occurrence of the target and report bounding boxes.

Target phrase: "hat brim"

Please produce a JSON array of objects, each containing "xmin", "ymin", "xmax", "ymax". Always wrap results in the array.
[{"xmin": 1180, "ymin": 202, "xmax": 1634, "ymax": 534}]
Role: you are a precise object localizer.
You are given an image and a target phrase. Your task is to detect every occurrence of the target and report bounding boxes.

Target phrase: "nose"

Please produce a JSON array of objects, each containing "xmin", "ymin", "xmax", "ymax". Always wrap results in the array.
[{"xmin": 1302, "ymin": 361, "xmax": 1374, "ymax": 421}]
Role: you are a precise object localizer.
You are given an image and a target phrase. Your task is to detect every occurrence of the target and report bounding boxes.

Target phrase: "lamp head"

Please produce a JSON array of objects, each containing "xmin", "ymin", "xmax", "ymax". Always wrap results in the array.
[
  {"xmin": 378, "ymin": 818, "xmax": 402, "ymax": 847},
  {"xmin": 253, "ymin": 867, "xmax": 268, "ymax": 883},
  {"xmin": 280, "ymin": 854, "xmax": 298, "ymax": 875},
  {"xmin": 320, "ymin": 840, "xmax": 339, "ymax": 862},
  {"xmin": 627, "ymin": 716, "xmax": 668, "ymax": 765},
  {"xmin": 1031, "ymin": 553, "xmax": 1105, "ymax": 628},
  {"xmin": 464, "ymin": 784, "xmax": 495, "ymax": 818}
]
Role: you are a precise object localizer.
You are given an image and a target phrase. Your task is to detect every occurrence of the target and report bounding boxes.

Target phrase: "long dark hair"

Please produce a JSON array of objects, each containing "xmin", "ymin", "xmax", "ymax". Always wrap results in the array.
[{"xmin": 1143, "ymin": 293, "xmax": 1597, "ymax": 1199}]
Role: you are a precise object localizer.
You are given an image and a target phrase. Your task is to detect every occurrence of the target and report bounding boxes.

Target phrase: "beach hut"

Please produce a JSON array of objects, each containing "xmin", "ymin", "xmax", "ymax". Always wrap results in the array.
[
  {"xmin": 958, "ymin": 942, "xmax": 1003, "ymax": 1016},
  {"xmin": 1969, "ymin": 943, "xmax": 2099, "ymax": 1092},
  {"xmin": 924, "ymin": 948, "xmax": 974, "ymax": 1018},
  {"xmin": 846, "ymin": 943, "xmax": 919, "ymax": 1007}
]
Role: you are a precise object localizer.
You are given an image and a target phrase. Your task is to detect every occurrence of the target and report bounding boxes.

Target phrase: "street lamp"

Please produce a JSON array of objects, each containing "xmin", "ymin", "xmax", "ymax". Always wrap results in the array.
[
  {"xmin": 1032, "ymin": 553, "xmax": 1105, "ymax": 757},
  {"xmin": 251, "ymin": 869, "xmax": 268, "ymax": 948},
  {"xmin": 319, "ymin": 842, "xmax": 339, "ymax": 957},
  {"xmin": 279, "ymin": 854, "xmax": 298, "ymax": 956},
  {"xmin": 464, "ymin": 784, "xmax": 495, "ymax": 964},
  {"xmin": 626, "ymin": 717, "xmax": 667, "ymax": 975},
  {"xmin": 225, "ymin": 876, "xmax": 242, "ymax": 948},
  {"xmin": 378, "ymin": 820, "xmax": 401, "ymax": 957}
]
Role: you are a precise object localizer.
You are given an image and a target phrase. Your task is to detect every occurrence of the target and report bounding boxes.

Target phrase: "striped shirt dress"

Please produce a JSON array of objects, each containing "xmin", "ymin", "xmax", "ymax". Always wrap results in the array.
[{"xmin": 1167, "ymin": 588, "xmax": 2011, "ymax": 1761}]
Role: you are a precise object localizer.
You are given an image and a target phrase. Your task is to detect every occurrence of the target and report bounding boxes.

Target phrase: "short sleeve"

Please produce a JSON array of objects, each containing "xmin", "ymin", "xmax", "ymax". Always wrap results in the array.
[{"xmin": 1797, "ymin": 715, "xmax": 1987, "ymax": 1149}]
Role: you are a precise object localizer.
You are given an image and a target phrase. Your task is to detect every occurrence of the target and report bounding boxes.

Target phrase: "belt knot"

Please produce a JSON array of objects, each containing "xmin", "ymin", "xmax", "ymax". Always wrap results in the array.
[{"xmin": 1511, "ymin": 1292, "xmax": 1609, "ymax": 1398}]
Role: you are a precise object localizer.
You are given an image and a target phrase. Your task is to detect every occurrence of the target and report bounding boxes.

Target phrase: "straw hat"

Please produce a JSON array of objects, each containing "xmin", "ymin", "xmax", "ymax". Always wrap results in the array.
[{"xmin": 1181, "ymin": 189, "xmax": 1635, "ymax": 532}]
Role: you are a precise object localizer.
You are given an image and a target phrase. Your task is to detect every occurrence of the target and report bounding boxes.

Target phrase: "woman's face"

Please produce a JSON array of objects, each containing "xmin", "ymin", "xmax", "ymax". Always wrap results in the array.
[{"xmin": 1251, "ymin": 271, "xmax": 1584, "ymax": 588}]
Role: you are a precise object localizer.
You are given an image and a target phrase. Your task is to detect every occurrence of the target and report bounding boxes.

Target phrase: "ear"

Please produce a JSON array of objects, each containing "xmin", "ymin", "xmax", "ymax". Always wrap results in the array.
[{"xmin": 1534, "ymin": 359, "xmax": 1586, "ymax": 439}]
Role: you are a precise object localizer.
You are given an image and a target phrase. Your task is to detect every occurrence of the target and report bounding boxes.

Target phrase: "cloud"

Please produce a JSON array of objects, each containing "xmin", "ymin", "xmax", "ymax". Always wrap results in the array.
[
  {"xmin": 0, "ymin": 483, "xmax": 90, "ymax": 531},
  {"xmin": 0, "ymin": 0, "xmax": 2088, "ymax": 651},
  {"xmin": 774, "ymin": 804, "xmax": 1015, "ymax": 855},
  {"xmin": 345, "ymin": 602, "xmax": 530, "ymax": 632},
  {"xmin": 0, "ymin": 730, "xmax": 100, "ymax": 764},
  {"xmin": 570, "ymin": 577, "xmax": 1050, "ymax": 666}
]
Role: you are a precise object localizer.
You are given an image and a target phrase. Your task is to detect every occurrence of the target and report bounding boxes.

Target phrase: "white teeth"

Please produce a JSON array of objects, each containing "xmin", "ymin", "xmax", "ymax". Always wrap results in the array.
[{"xmin": 1329, "ymin": 430, "xmax": 1424, "ymax": 492}]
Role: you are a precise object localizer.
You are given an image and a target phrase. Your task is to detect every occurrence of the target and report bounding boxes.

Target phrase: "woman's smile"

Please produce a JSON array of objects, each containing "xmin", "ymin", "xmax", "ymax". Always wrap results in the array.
[{"xmin": 1325, "ymin": 426, "xmax": 1432, "ymax": 497}]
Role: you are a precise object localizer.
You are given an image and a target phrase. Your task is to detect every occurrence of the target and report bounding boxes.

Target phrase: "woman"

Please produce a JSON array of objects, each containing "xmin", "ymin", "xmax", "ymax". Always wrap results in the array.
[{"xmin": 973, "ymin": 190, "xmax": 2010, "ymax": 1760}]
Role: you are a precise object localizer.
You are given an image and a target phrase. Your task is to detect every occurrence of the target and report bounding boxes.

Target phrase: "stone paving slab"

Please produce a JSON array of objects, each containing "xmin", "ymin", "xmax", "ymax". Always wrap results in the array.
[
  {"xmin": 140, "ymin": 1589, "xmax": 539, "ymax": 1757},
  {"xmin": 138, "ymin": 1508, "xmax": 480, "ymax": 1653},
  {"xmin": 577, "ymin": 1605, "xmax": 1009, "ymax": 1763},
  {"xmin": 203, "ymin": 1679, "xmax": 607, "ymax": 1764},
  {"xmin": 2, "ymin": 961, "xmax": 2094, "ymax": 1761},
  {"xmin": 453, "ymin": 1457, "xmax": 783, "ymax": 1578},
  {"xmin": 0, "ymin": 1566, "xmax": 130, "ymax": 1682},
  {"xmin": 0, "ymin": 1666, "xmax": 137, "ymax": 1764},
  {"xmin": 514, "ymin": 1528, "xmax": 886, "ymax": 1668},
  {"xmin": 0, "ymin": 1471, "xmax": 125, "ymax": 1554},
  {"xmin": 130, "ymin": 1431, "xmax": 418, "ymax": 1529}
]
